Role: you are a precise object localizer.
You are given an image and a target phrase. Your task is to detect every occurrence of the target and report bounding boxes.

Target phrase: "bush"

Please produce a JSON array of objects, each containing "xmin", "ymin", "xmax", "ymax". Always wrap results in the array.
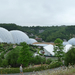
[
  {"xmin": 65, "ymin": 47, "xmax": 75, "ymax": 66},
  {"xmin": 0, "ymin": 53, "xmax": 4, "ymax": 59},
  {"xmin": 6, "ymin": 47, "xmax": 21, "ymax": 67},
  {"xmin": 31, "ymin": 56, "xmax": 46, "ymax": 65},
  {"xmin": 1, "ymin": 59, "xmax": 8, "ymax": 67},
  {"xmin": 46, "ymin": 58, "xmax": 52, "ymax": 64},
  {"xmin": 49, "ymin": 61, "xmax": 62, "ymax": 68},
  {"xmin": 0, "ymin": 57, "xmax": 2, "ymax": 66}
]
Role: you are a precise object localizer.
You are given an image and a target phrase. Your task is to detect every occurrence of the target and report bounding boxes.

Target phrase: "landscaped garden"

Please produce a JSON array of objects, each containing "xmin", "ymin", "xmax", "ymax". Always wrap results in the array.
[{"xmin": 0, "ymin": 38, "xmax": 75, "ymax": 74}]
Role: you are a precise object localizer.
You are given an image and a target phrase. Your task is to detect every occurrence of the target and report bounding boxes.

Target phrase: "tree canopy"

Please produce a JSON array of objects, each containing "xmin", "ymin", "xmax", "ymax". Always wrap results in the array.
[
  {"xmin": 17, "ymin": 42, "xmax": 33, "ymax": 67},
  {"xmin": 65, "ymin": 47, "xmax": 75, "ymax": 66},
  {"xmin": 53, "ymin": 38, "xmax": 64, "ymax": 61}
]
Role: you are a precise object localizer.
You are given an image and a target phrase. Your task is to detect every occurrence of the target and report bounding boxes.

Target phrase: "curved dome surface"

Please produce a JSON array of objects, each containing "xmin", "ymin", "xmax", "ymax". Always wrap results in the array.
[
  {"xmin": 63, "ymin": 42, "xmax": 69, "ymax": 46},
  {"xmin": 0, "ymin": 38, "xmax": 4, "ymax": 43},
  {"xmin": 0, "ymin": 27, "xmax": 14, "ymax": 43},
  {"xmin": 64, "ymin": 44, "xmax": 72, "ymax": 53},
  {"xmin": 10, "ymin": 30, "xmax": 29, "ymax": 44},
  {"xmin": 27, "ymin": 38, "xmax": 37, "ymax": 44},
  {"xmin": 68, "ymin": 38, "xmax": 75, "ymax": 45}
]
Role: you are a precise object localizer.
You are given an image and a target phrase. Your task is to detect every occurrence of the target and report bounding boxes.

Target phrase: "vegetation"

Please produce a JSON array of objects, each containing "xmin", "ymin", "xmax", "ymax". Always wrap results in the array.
[
  {"xmin": 65, "ymin": 47, "xmax": 75, "ymax": 66},
  {"xmin": 17, "ymin": 42, "xmax": 33, "ymax": 67},
  {"xmin": 5, "ymin": 46, "xmax": 21, "ymax": 67},
  {"xmin": 53, "ymin": 38, "xmax": 64, "ymax": 61},
  {"xmin": 0, "ymin": 43, "xmax": 48, "ymax": 67},
  {"xmin": 1, "ymin": 66, "xmax": 75, "ymax": 74},
  {"xmin": 0, "ymin": 61, "xmax": 62, "ymax": 74},
  {"xmin": 0, "ymin": 23, "xmax": 75, "ymax": 74},
  {"xmin": 0, "ymin": 23, "xmax": 75, "ymax": 42}
]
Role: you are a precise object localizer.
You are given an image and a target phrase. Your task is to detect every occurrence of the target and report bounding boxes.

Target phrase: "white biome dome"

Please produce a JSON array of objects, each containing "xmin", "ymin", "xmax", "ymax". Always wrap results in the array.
[
  {"xmin": 27, "ymin": 38, "xmax": 37, "ymax": 44},
  {"xmin": 0, "ymin": 27, "xmax": 14, "ymax": 43},
  {"xmin": 68, "ymin": 38, "xmax": 75, "ymax": 45},
  {"xmin": 10, "ymin": 30, "xmax": 29, "ymax": 44},
  {"xmin": 63, "ymin": 41, "xmax": 69, "ymax": 46}
]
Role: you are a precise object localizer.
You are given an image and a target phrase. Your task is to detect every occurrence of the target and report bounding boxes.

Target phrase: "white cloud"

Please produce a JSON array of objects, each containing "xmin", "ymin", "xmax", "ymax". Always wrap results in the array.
[{"xmin": 0, "ymin": 0, "xmax": 75, "ymax": 26}]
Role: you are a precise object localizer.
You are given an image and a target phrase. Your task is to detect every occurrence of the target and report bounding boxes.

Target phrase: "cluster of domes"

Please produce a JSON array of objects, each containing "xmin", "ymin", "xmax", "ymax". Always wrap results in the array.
[
  {"xmin": 68, "ymin": 38, "xmax": 75, "ymax": 45},
  {"xmin": 0, "ymin": 27, "xmax": 37, "ymax": 44},
  {"xmin": 63, "ymin": 38, "xmax": 75, "ymax": 46}
]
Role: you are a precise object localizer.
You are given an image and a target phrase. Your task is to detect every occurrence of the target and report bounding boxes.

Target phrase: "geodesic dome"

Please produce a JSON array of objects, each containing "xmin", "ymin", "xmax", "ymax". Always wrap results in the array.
[
  {"xmin": 64, "ymin": 44, "xmax": 72, "ymax": 53},
  {"xmin": 63, "ymin": 41, "xmax": 69, "ymax": 46},
  {"xmin": 68, "ymin": 38, "xmax": 75, "ymax": 45},
  {"xmin": 27, "ymin": 38, "xmax": 37, "ymax": 44},
  {"xmin": 10, "ymin": 30, "xmax": 29, "ymax": 44},
  {"xmin": 0, "ymin": 27, "xmax": 14, "ymax": 43}
]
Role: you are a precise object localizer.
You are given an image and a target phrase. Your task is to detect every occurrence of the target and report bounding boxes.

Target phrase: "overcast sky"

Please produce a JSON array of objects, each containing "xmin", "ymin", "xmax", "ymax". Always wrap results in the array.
[{"xmin": 0, "ymin": 0, "xmax": 75, "ymax": 26}]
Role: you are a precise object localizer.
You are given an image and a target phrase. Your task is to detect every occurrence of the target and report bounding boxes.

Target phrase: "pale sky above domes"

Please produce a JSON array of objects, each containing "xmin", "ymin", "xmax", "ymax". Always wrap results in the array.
[{"xmin": 0, "ymin": 0, "xmax": 75, "ymax": 26}]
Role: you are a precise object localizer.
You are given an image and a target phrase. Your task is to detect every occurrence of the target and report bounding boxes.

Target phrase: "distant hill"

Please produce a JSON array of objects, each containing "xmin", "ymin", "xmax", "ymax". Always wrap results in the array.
[{"xmin": 0, "ymin": 23, "xmax": 75, "ymax": 42}]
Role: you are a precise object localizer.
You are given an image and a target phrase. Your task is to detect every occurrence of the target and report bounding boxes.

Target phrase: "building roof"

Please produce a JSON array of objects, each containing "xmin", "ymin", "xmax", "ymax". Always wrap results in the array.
[
  {"xmin": 64, "ymin": 44, "xmax": 72, "ymax": 53},
  {"xmin": 27, "ymin": 38, "xmax": 37, "ymax": 44},
  {"xmin": 43, "ymin": 44, "xmax": 54, "ymax": 55}
]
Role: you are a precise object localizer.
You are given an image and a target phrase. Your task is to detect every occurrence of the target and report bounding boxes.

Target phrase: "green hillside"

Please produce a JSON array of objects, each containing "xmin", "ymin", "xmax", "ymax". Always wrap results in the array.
[{"xmin": 0, "ymin": 23, "xmax": 75, "ymax": 42}]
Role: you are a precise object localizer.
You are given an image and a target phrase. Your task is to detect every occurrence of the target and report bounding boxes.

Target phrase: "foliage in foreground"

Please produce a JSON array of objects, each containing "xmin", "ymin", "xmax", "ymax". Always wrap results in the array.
[
  {"xmin": 53, "ymin": 38, "xmax": 64, "ymax": 61},
  {"xmin": 0, "ymin": 61, "xmax": 62, "ymax": 74},
  {"xmin": 65, "ymin": 47, "xmax": 75, "ymax": 66},
  {"xmin": 30, "ymin": 67, "xmax": 75, "ymax": 75},
  {"xmin": 17, "ymin": 42, "xmax": 33, "ymax": 67}
]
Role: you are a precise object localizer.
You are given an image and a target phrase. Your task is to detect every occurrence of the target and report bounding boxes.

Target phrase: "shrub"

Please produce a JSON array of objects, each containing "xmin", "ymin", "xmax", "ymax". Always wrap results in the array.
[
  {"xmin": 46, "ymin": 58, "xmax": 52, "ymax": 64},
  {"xmin": 49, "ymin": 61, "xmax": 62, "ymax": 68},
  {"xmin": 6, "ymin": 47, "xmax": 21, "ymax": 67},
  {"xmin": 65, "ymin": 47, "xmax": 75, "ymax": 66},
  {"xmin": 0, "ymin": 57, "xmax": 2, "ymax": 66},
  {"xmin": 1, "ymin": 59, "xmax": 8, "ymax": 67},
  {"xmin": 0, "ymin": 53, "xmax": 4, "ymax": 59}
]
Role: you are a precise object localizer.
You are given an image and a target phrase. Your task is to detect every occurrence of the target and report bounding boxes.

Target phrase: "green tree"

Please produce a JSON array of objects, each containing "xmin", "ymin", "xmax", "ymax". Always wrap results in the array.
[
  {"xmin": 1, "ymin": 59, "xmax": 8, "ymax": 67},
  {"xmin": 17, "ymin": 42, "xmax": 32, "ymax": 67},
  {"xmin": 0, "ymin": 57, "xmax": 2, "ymax": 66},
  {"xmin": 65, "ymin": 47, "xmax": 75, "ymax": 66},
  {"xmin": 53, "ymin": 38, "xmax": 64, "ymax": 61},
  {"xmin": 6, "ymin": 46, "xmax": 20, "ymax": 67}
]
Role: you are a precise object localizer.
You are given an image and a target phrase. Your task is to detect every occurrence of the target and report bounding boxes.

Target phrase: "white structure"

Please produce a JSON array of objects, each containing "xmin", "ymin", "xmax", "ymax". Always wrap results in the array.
[
  {"xmin": 43, "ymin": 44, "xmax": 73, "ymax": 56},
  {"xmin": 43, "ymin": 44, "xmax": 54, "ymax": 56},
  {"xmin": 10, "ymin": 30, "xmax": 29, "ymax": 44},
  {"xmin": 33, "ymin": 53, "xmax": 39, "ymax": 56},
  {"xmin": 68, "ymin": 38, "xmax": 75, "ymax": 45},
  {"xmin": 33, "ymin": 44, "xmax": 48, "ymax": 47},
  {"xmin": 0, "ymin": 27, "xmax": 14, "ymax": 43},
  {"xmin": 63, "ymin": 41, "xmax": 69, "ymax": 46},
  {"xmin": 64, "ymin": 44, "xmax": 72, "ymax": 53},
  {"xmin": 27, "ymin": 38, "xmax": 37, "ymax": 44},
  {"xmin": 0, "ymin": 27, "xmax": 38, "ymax": 44},
  {"xmin": 0, "ymin": 27, "xmax": 39, "ymax": 44}
]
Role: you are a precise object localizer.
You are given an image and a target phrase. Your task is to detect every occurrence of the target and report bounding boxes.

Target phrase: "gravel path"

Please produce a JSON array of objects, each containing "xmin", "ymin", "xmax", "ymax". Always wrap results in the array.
[{"xmin": 1, "ymin": 67, "xmax": 63, "ymax": 75}]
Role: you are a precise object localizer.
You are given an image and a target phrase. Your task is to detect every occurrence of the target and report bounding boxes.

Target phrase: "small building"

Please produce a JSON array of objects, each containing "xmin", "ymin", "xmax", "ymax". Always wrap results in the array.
[
  {"xmin": 35, "ymin": 38, "xmax": 42, "ymax": 41},
  {"xmin": 43, "ymin": 44, "xmax": 54, "ymax": 56}
]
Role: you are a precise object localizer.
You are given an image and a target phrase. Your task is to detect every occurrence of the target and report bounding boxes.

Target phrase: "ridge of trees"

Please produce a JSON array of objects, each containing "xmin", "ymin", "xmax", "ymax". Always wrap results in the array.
[{"xmin": 0, "ymin": 23, "xmax": 75, "ymax": 42}]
